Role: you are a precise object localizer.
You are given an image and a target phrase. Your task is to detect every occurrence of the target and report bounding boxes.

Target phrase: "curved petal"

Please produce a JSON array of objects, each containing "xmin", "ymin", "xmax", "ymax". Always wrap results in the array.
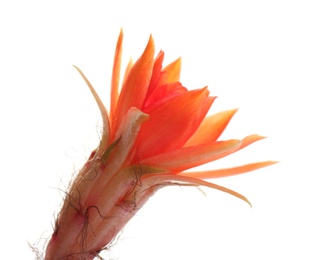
[
  {"xmin": 140, "ymin": 173, "xmax": 252, "ymax": 206},
  {"xmin": 238, "ymin": 134, "xmax": 266, "ymax": 149},
  {"xmin": 72, "ymin": 65, "xmax": 110, "ymax": 154},
  {"xmin": 112, "ymin": 36, "xmax": 155, "ymax": 138},
  {"xmin": 141, "ymin": 139, "xmax": 242, "ymax": 172},
  {"xmin": 143, "ymin": 82, "xmax": 188, "ymax": 112},
  {"xmin": 144, "ymin": 50, "xmax": 165, "ymax": 104},
  {"xmin": 179, "ymin": 161, "xmax": 278, "ymax": 179},
  {"xmin": 186, "ymin": 109, "xmax": 238, "ymax": 146},
  {"xmin": 135, "ymin": 88, "xmax": 214, "ymax": 160},
  {"xmin": 142, "ymin": 134, "xmax": 266, "ymax": 173},
  {"xmin": 110, "ymin": 29, "xmax": 123, "ymax": 121}
]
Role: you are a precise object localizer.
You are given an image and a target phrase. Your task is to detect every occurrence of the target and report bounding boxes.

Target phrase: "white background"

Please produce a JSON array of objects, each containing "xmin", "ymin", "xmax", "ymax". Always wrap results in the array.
[{"xmin": 1, "ymin": 1, "xmax": 309, "ymax": 259}]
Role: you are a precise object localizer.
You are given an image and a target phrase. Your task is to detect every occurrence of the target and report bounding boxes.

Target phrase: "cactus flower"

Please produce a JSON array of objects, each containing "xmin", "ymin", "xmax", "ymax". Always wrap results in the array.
[{"xmin": 44, "ymin": 30, "xmax": 276, "ymax": 259}]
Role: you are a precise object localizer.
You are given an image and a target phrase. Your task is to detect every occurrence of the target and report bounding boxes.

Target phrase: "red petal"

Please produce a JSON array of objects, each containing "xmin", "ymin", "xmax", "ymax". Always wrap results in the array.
[
  {"xmin": 144, "ymin": 51, "xmax": 165, "ymax": 104},
  {"xmin": 135, "ymin": 88, "xmax": 214, "ymax": 160},
  {"xmin": 143, "ymin": 82, "xmax": 188, "ymax": 112}
]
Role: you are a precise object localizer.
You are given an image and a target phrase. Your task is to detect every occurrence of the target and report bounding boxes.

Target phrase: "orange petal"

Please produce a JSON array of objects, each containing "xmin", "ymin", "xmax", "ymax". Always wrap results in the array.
[
  {"xmin": 110, "ymin": 29, "xmax": 123, "ymax": 121},
  {"xmin": 122, "ymin": 58, "xmax": 134, "ymax": 86},
  {"xmin": 141, "ymin": 139, "xmax": 242, "ymax": 172},
  {"xmin": 135, "ymin": 88, "xmax": 214, "ymax": 160},
  {"xmin": 159, "ymin": 57, "xmax": 181, "ymax": 85},
  {"xmin": 179, "ymin": 161, "xmax": 278, "ymax": 179},
  {"xmin": 186, "ymin": 109, "xmax": 238, "ymax": 146},
  {"xmin": 72, "ymin": 65, "xmax": 110, "ymax": 154},
  {"xmin": 238, "ymin": 134, "xmax": 266, "ymax": 149},
  {"xmin": 143, "ymin": 134, "xmax": 266, "ymax": 173},
  {"xmin": 112, "ymin": 35, "xmax": 155, "ymax": 138}
]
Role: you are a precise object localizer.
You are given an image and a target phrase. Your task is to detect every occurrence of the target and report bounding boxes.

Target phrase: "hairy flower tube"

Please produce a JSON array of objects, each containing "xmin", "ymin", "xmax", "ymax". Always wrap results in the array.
[{"xmin": 44, "ymin": 30, "xmax": 276, "ymax": 259}]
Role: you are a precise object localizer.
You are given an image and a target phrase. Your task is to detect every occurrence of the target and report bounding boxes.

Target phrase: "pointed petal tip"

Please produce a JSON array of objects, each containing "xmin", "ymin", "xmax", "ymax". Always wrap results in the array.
[
  {"xmin": 181, "ymin": 160, "xmax": 279, "ymax": 180},
  {"xmin": 117, "ymin": 28, "xmax": 124, "ymax": 43},
  {"xmin": 202, "ymin": 86, "xmax": 209, "ymax": 92},
  {"xmin": 115, "ymin": 28, "xmax": 123, "ymax": 42},
  {"xmin": 268, "ymin": 160, "xmax": 280, "ymax": 165},
  {"xmin": 199, "ymin": 86, "xmax": 213, "ymax": 99},
  {"xmin": 145, "ymin": 35, "xmax": 155, "ymax": 58},
  {"xmin": 72, "ymin": 64, "xmax": 110, "ymax": 153},
  {"xmin": 245, "ymin": 198, "xmax": 252, "ymax": 208},
  {"xmin": 230, "ymin": 108, "xmax": 239, "ymax": 113},
  {"xmin": 138, "ymin": 33, "xmax": 155, "ymax": 62},
  {"xmin": 243, "ymin": 134, "xmax": 267, "ymax": 145}
]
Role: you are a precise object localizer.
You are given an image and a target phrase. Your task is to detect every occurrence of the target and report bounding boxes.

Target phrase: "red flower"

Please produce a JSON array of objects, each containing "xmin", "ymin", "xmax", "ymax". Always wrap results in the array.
[{"xmin": 44, "ymin": 30, "xmax": 276, "ymax": 259}]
